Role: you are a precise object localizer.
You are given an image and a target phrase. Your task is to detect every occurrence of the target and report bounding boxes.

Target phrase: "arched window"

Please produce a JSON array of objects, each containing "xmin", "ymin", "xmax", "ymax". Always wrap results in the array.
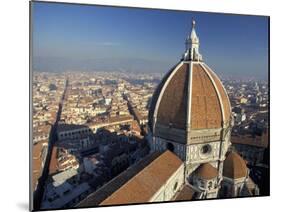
[
  {"xmin": 198, "ymin": 180, "xmax": 205, "ymax": 189},
  {"xmin": 237, "ymin": 186, "xmax": 242, "ymax": 195},
  {"xmin": 208, "ymin": 181, "xmax": 213, "ymax": 190}
]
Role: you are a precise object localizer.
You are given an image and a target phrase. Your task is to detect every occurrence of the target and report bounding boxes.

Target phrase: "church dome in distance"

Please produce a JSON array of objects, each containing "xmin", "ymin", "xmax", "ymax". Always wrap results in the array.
[
  {"xmin": 223, "ymin": 152, "xmax": 248, "ymax": 179},
  {"xmin": 148, "ymin": 20, "xmax": 231, "ymax": 137}
]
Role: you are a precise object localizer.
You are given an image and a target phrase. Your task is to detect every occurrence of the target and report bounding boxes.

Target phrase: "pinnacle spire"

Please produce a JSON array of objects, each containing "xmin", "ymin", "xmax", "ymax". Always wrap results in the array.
[
  {"xmin": 182, "ymin": 19, "xmax": 203, "ymax": 61},
  {"xmin": 192, "ymin": 18, "xmax": 196, "ymax": 28}
]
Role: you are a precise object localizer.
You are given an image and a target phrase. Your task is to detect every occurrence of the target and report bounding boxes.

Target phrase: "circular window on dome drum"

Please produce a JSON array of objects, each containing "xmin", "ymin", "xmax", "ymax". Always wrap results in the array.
[{"xmin": 200, "ymin": 144, "xmax": 212, "ymax": 155}]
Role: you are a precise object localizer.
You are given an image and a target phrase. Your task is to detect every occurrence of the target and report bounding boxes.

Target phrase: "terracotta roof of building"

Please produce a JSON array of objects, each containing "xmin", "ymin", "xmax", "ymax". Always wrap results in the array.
[
  {"xmin": 88, "ymin": 115, "xmax": 134, "ymax": 127},
  {"xmin": 223, "ymin": 152, "xmax": 248, "ymax": 179},
  {"xmin": 156, "ymin": 63, "xmax": 189, "ymax": 129},
  {"xmin": 148, "ymin": 61, "xmax": 231, "ymax": 136},
  {"xmin": 203, "ymin": 64, "xmax": 231, "ymax": 124},
  {"xmin": 194, "ymin": 163, "xmax": 218, "ymax": 180},
  {"xmin": 231, "ymin": 131, "xmax": 269, "ymax": 148},
  {"xmin": 32, "ymin": 172, "xmax": 41, "ymax": 191},
  {"xmin": 174, "ymin": 184, "xmax": 196, "ymax": 201},
  {"xmin": 76, "ymin": 152, "xmax": 162, "ymax": 207},
  {"xmin": 100, "ymin": 150, "xmax": 183, "ymax": 205},
  {"xmin": 148, "ymin": 62, "xmax": 181, "ymax": 131},
  {"xmin": 191, "ymin": 64, "xmax": 222, "ymax": 129},
  {"xmin": 32, "ymin": 141, "xmax": 46, "ymax": 159},
  {"xmin": 57, "ymin": 124, "xmax": 88, "ymax": 133}
]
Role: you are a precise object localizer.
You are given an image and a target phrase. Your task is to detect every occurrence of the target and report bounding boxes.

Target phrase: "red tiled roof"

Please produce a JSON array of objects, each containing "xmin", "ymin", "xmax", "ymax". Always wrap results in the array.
[
  {"xmin": 194, "ymin": 163, "xmax": 218, "ymax": 180},
  {"xmin": 157, "ymin": 63, "xmax": 189, "ymax": 129},
  {"xmin": 174, "ymin": 184, "xmax": 196, "ymax": 201},
  {"xmin": 149, "ymin": 61, "xmax": 231, "ymax": 134},
  {"xmin": 191, "ymin": 64, "xmax": 222, "ymax": 129},
  {"xmin": 203, "ymin": 64, "xmax": 231, "ymax": 124},
  {"xmin": 223, "ymin": 152, "xmax": 247, "ymax": 179},
  {"xmin": 100, "ymin": 150, "xmax": 183, "ymax": 205},
  {"xmin": 231, "ymin": 131, "xmax": 268, "ymax": 148},
  {"xmin": 76, "ymin": 152, "xmax": 162, "ymax": 207}
]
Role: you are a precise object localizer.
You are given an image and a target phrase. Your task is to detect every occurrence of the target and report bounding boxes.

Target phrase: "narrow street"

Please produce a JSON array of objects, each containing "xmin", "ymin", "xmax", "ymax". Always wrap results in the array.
[
  {"xmin": 122, "ymin": 93, "xmax": 146, "ymax": 136},
  {"xmin": 33, "ymin": 78, "xmax": 68, "ymax": 210}
]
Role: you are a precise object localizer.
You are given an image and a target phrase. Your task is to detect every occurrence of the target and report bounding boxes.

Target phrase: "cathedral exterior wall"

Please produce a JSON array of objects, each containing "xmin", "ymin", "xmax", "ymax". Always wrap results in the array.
[
  {"xmin": 188, "ymin": 128, "xmax": 222, "ymax": 144},
  {"xmin": 186, "ymin": 141, "xmax": 221, "ymax": 163},
  {"xmin": 150, "ymin": 136, "xmax": 186, "ymax": 161},
  {"xmin": 154, "ymin": 125, "xmax": 186, "ymax": 144},
  {"xmin": 221, "ymin": 176, "xmax": 247, "ymax": 197}
]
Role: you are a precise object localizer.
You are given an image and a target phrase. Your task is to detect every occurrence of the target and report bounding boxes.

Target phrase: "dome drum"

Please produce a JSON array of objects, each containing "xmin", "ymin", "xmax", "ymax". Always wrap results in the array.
[{"xmin": 154, "ymin": 123, "xmax": 187, "ymax": 144}]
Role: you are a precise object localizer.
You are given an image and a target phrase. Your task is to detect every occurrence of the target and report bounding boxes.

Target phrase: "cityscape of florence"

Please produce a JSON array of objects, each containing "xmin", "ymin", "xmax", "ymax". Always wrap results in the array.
[{"xmin": 31, "ymin": 1, "xmax": 269, "ymax": 211}]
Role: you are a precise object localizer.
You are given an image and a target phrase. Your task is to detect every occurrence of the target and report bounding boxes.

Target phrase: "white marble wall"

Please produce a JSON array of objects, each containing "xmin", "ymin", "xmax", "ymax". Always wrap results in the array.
[
  {"xmin": 221, "ymin": 176, "xmax": 247, "ymax": 197},
  {"xmin": 187, "ymin": 141, "xmax": 221, "ymax": 163},
  {"xmin": 150, "ymin": 136, "xmax": 186, "ymax": 161}
]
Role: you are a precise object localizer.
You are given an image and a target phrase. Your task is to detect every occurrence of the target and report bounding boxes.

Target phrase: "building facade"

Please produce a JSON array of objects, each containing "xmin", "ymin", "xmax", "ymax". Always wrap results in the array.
[
  {"xmin": 76, "ymin": 20, "xmax": 259, "ymax": 207},
  {"xmin": 147, "ymin": 19, "xmax": 256, "ymax": 200}
]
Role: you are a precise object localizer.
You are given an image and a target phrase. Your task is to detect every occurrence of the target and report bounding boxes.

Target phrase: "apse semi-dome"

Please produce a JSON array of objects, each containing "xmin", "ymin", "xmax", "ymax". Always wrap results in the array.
[
  {"xmin": 194, "ymin": 163, "xmax": 218, "ymax": 180},
  {"xmin": 148, "ymin": 20, "xmax": 231, "ymax": 142},
  {"xmin": 223, "ymin": 152, "xmax": 248, "ymax": 179}
]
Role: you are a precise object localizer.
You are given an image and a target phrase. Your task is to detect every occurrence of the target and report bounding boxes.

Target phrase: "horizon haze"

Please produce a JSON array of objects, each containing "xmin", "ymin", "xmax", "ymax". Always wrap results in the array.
[{"xmin": 32, "ymin": 2, "xmax": 269, "ymax": 80}]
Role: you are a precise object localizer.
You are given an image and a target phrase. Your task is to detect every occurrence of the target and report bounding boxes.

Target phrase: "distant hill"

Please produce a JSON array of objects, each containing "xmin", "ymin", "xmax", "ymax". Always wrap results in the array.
[{"xmin": 32, "ymin": 56, "xmax": 175, "ymax": 73}]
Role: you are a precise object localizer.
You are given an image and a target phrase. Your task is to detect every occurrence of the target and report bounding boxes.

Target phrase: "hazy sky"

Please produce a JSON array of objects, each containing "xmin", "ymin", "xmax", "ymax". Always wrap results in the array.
[{"xmin": 32, "ymin": 2, "xmax": 269, "ymax": 80}]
